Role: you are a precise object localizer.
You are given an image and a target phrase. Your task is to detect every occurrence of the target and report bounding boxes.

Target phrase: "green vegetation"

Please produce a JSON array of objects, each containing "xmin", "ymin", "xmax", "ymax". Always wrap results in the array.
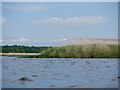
[
  {"xmin": 26, "ymin": 44, "xmax": 119, "ymax": 58},
  {"xmin": 1, "ymin": 44, "xmax": 119, "ymax": 58},
  {"xmin": 1, "ymin": 45, "xmax": 51, "ymax": 53}
]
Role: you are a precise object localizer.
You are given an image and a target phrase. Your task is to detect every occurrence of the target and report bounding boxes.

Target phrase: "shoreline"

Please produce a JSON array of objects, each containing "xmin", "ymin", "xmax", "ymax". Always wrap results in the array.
[
  {"xmin": 0, "ymin": 53, "xmax": 40, "ymax": 56},
  {"xmin": 1, "ymin": 43, "xmax": 119, "ymax": 58}
]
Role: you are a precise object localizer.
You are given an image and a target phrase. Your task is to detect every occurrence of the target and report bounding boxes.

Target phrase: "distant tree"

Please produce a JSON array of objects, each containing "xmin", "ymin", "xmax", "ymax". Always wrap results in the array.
[{"xmin": 1, "ymin": 45, "xmax": 51, "ymax": 53}]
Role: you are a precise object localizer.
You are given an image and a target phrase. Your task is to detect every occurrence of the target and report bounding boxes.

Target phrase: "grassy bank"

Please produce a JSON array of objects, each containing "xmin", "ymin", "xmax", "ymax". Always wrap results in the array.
[{"xmin": 22, "ymin": 44, "xmax": 119, "ymax": 58}]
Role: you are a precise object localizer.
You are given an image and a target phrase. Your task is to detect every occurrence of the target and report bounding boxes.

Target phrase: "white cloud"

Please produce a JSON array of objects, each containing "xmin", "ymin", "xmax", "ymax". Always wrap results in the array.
[
  {"xmin": 4, "ymin": 38, "xmax": 68, "ymax": 44},
  {"xmin": 4, "ymin": 5, "xmax": 47, "ymax": 11},
  {"xmin": 11, "ymin": 38, "xmax": 28, "ymax": 43},
  {"xmin": 0, "ymin": 17, "xmax": 7, "ymax": 25},
  {"xmin": 45, "ymin": 38, "xmax": 68, "ymax": 43},
  {"xmin": 33, "ymin": 16, "xmax": 107, "ymax": 26},
  {"xmin": 7, "ymin": 38, "xmax": 42, "ymax": 43}
]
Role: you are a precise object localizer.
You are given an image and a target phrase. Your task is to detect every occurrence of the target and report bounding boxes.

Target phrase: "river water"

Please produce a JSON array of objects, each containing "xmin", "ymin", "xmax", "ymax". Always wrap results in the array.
[{"xmin": 2, "ymin": 56, "xmax": 118, "ymax": 88}]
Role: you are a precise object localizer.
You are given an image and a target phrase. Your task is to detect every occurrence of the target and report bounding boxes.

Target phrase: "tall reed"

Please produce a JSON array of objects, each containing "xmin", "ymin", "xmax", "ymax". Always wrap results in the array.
[{"xmin": 39, "ymin": 44, "xmax": 119, "ymax": 58}]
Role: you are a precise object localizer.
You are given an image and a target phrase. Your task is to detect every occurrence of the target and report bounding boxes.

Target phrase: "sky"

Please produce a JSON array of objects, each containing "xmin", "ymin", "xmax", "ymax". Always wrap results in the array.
[{"xmin": 1, "ymin": 2, "xmax": 118, "ymax": 46}]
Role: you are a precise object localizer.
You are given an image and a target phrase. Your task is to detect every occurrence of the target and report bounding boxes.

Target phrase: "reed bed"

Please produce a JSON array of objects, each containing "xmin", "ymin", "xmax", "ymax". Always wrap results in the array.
[{"xmin": 37, "ymin": 44, "xmax": 119, "ymax": 58}]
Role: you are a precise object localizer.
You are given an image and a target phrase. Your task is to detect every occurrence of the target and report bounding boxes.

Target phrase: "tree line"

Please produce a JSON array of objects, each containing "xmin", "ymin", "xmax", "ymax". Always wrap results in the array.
[{"xmin": 0, "ymin": 45, "xmax": 51, "ymax": 53}]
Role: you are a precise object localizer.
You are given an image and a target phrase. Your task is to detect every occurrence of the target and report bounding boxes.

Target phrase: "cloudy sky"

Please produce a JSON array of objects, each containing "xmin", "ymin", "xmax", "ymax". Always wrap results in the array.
[{"xmin": 2, "ymin": 2, "xmax": 118, "ymax": 46}]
